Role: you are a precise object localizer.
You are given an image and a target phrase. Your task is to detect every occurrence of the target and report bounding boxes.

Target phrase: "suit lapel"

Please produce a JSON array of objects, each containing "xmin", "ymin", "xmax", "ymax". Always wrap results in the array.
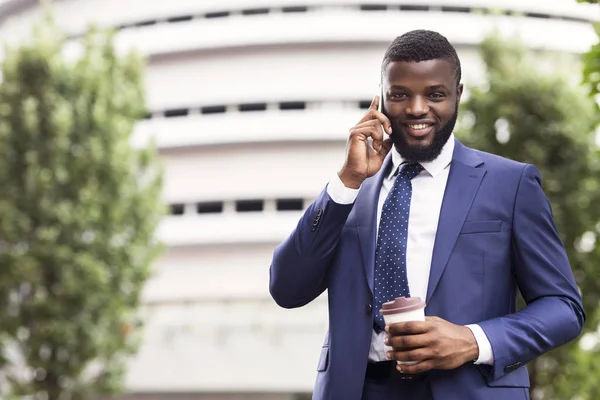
[
  {"xmin": 426, "ymin": 141, "xmax": 486, "ymax": 303},
  {"xmin": 355, "ymin": 155, "xmax": 392, "ymax": 294}
]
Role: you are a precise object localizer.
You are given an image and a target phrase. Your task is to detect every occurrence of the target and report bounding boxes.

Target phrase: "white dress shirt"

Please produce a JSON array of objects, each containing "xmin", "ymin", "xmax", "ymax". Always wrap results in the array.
[{"xmin": 326, "ymin": 134, "xmax": 494, "ymax": 365}]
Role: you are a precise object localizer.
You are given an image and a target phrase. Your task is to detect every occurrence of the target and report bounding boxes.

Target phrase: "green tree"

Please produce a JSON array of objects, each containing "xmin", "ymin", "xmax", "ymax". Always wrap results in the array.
[
  {"xmin": 457, "ymin": 35, "xmax": 600, "ymax": 399},
  {"xmin": 0, "ymin": 16, "xmax": 164, "ymax": 400},
  {"xmin": 578, "ymin": 0, "xmax": 600, "ymax": 100}
]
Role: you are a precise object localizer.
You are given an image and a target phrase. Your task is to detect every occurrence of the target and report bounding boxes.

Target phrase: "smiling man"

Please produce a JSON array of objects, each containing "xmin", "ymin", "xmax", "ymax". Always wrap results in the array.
[
  {"xmin": 269, "ymin": 30, "xmax": 584, "ymax": 400},
  {"xmin": 383, "ymin": 60, "xmax": 459, "ymax": 163}
]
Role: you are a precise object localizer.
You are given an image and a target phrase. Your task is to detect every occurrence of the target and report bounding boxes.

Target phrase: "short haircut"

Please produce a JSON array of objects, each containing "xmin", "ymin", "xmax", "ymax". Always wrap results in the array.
[{"xmin": 381, "ymin": 29, "xmax": 462, "ymax": 85}]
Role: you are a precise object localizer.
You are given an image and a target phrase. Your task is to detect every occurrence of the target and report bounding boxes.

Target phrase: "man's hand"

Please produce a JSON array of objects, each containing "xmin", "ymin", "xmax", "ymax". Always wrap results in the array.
[
  {"xmin": 384, "ymin": 316, "xmax": 479, "ymax": 374},
  {"xmin": 338, "ymin": 95, "xmax": 393, "ymax": 189}
]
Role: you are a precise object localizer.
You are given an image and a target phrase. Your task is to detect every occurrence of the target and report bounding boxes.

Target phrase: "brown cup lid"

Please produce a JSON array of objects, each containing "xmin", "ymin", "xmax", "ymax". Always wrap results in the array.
[{"xmin": 379, "ymin": 296, "xmax": 426, "ymax": 315}]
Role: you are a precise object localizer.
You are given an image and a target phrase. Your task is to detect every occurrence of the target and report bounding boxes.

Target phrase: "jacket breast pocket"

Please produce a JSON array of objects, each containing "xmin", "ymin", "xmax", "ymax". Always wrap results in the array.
[
  {"xmin": 317, "ymin": 346, "xmax": 329, "ymax": 372},
  {"xmin": 460, "ymin": 220, "xmax": 503, "ymax": 235}
]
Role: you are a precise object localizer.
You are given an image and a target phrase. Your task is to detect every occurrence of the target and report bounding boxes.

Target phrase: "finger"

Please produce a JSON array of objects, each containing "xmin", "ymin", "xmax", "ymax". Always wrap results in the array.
[
  {"xmin": 354, "ymin": 120, "xmax": 385, "ymax": 141},
  {"xmin": 358, "ymin": 110, "xmax": 391, "ymax": 134},
  {"xmin": 397, "ymin": 360, "xmax": 435, "ymax": 375},
  {"xmin": 425, "ymin": 316, "xmax": 443, "ymax": 322},
  {"xmin": 388, "ymin": 321, "xmax": 430, "ymax": 336},
  {"xmin": 387, "ymin": 348, "xmax": 431, "ymax": 364},
  {"xmin": 354, "ymin": 119, "xmax": 383, "ymax": 129},
  {"xmin": 386, "ymin": 332, "xmax": 430, "ymax": 350},
  {"xmin": 354, "ymin": 121, "xmax": 392, "ymax": 141},
  {"xmin": 350, "ymin": 125, "xmax": 384, "ymax": 144},
  {"xmin": 357, "ymin": 108, "xmax": 392, "ymax": 134},
  {"xmin": 369, "ymin": 95, "xmax": 379, "ymax": 110}
]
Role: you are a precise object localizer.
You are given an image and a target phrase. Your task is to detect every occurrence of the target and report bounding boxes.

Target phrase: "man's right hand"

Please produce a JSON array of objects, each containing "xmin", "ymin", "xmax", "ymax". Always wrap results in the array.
[{"xmin": 338, "ymin": 95, "xmax": 393, "ymax": 189}]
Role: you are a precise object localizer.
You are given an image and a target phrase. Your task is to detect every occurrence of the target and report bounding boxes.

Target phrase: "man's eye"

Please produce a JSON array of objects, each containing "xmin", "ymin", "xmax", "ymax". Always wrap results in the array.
[
  {"xmin": 390, "ymin": 93, "xmax": 407, "ymax": 99},
  {"xmin": 430, "ymin": 92, "xmax": 445, "ymax": 98}
]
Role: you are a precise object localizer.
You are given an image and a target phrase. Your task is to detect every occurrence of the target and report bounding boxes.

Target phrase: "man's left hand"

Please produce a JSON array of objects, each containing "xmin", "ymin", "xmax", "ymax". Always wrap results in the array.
[{"xmin": 384, "ymin": 316, "xmax": 479, "ymax": 374}]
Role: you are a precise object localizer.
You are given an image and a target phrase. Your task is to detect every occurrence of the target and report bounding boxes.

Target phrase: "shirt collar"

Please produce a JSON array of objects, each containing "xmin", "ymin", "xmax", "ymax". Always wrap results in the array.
[{"xmin": 387, "ymin": 133, "xmax": 455, "ymax": 180}]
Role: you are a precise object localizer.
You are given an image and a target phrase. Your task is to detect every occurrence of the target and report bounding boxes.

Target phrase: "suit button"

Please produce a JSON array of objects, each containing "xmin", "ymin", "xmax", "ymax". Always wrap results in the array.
[
  {"xmin": 365, "ymin": 304, "xmax": 373, "ymax": 314},
  {"xmin": 504, "ymin": 363, "xmax": 521, "ymax": 373},
  {"xmin": 317, "ymin": 208, "xmax": 323, "ymax": 217}
]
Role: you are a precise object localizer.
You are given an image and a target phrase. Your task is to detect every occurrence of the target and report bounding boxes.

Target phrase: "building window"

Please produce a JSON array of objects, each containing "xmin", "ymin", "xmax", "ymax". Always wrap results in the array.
[
  {"xmin": 205, "ymin": 11, "xmax": 230, "ymax": 18},
  {"xmin": 236, "ymin": 200, "xmax": 264, "ymax": 212},
  {"xmin": 279, "ymin": 101, "xmax": 306, "ymax": 110},
  {"xmin": 170, "ymin": 204, "xmax": 185, "ymax": 215},
  {"xmin": 282, "ymin": 6, "xmax": 309, "ymax": 13},
  {"xmin": 241, "ymin": 8, "xmax": 270, "ymax": 15},
  {"xmin": 164, "ymin": 108, "xmax": 189, "ymax": 118},
  {"xmin": 441, "ymin": 6, "xmax": 471, "ymax": 13},
  {"xmin": 197, "ymin": 202, "xmax": 224, "ymax": 214},
  {"xmin": 400, "ymin": 5, "xmax": 429, "ymax": 11},
  {"xmin": 239, "ymin": 103, "xmax": 268, "ymax": 112},
  {"xmin": 201, "ymin": 105, "xmax": 227, "ymax": 115},
  {"xmin": 360, "ymin": 4, "xmax": 387, "ymax": 11},
  {"xmin": 359, "ymin": 100, "xmax": 372, "ymax": 109},
  {"xmin": 276, "ymin": 199, "xmax": 304, "ymax": 211},
  {"xmin": 167, "ymin": 15, "xmax": 194, "ymax": 23}
]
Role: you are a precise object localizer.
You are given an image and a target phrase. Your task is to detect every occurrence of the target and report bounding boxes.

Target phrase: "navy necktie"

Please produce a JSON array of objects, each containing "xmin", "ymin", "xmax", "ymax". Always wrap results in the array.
[{"xmin": 373, "ymin": 162, "xmax": 423, "ymax": 333}]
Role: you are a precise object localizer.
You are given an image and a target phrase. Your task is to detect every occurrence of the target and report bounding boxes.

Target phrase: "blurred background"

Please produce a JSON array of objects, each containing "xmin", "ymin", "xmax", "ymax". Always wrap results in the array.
[{"xmin": 0, "ymin": 0, "xmax": 598, "ymax": 399}]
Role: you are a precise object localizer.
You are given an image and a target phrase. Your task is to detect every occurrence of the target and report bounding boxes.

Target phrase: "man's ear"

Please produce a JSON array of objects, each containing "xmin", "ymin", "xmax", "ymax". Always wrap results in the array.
[{"xmin": 456, "ymin": 83, "xmax": 464, "ymax": 103}]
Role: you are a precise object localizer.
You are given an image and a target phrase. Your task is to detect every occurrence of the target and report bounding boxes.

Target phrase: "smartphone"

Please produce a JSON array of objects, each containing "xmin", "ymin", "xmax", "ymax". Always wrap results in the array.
[
  {"xmin": 378, "ymin": 84, "xmax": 384, "ymax": 113},
  {"xmin": 378, "ymin": 84, "xmax": 390, "ymax": 139}
]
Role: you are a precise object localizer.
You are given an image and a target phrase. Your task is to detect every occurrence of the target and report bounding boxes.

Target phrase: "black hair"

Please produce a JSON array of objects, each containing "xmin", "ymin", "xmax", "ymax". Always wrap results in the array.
[{"xmin": 381, "ymin": 29, "xmax": 461, "ymax": 85}]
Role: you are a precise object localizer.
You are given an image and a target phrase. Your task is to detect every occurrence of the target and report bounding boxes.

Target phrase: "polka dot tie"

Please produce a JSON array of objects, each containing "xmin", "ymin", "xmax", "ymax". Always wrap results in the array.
[{"xmin": 373, "ymin": 162, "xmax": 423, "ymax": 333}]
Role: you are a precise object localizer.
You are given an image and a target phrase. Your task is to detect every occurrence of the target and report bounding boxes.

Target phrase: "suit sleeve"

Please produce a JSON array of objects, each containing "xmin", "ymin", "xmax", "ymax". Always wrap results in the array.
[
  {"xmin": 478, "ymin": 164, "xmax": 585, "ymax": 381},
  {"xmin": 269, "ymin": 183, "xmax": 355, "ymax": 309}
]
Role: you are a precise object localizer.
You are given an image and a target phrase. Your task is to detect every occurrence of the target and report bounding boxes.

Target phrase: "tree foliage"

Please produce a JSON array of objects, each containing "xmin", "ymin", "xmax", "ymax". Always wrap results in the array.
[
  {"xmin": 0, "ymin": 16, "xmax": 164, "ymax": 399},
  {"xmin": 457, "ymin": 34, "xmax": 600, "ymax": 399},
  {"xmin": 580, "ymin": 2, "xmax": 600, "ymax": 101}
]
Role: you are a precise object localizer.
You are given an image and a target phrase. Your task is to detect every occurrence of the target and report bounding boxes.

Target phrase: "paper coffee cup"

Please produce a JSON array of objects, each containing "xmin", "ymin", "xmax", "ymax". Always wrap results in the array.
[{"xmin": 380, "ymin": 296, "xmax": 426, "ymax": 365}]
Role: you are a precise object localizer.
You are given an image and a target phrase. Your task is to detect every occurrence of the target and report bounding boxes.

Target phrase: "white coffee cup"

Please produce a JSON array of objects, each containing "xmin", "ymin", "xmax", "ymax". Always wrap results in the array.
[{"xmin": 380, "ymin": 296, "xmax": 426, "ymax": 365}]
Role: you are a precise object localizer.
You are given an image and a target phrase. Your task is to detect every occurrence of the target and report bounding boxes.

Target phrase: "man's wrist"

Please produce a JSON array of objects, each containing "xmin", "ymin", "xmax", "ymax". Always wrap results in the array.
[
  {"xmin": 337, "ymin": 169, "xmax": 364, "ymax": 189},
  {"xmin": 465, "ymin": 324, "xmax": 494, "ymax": 365}
]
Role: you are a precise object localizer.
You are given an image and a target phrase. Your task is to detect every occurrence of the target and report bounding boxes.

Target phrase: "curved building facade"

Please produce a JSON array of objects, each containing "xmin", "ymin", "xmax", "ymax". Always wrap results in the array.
[{"xmin": 0, "ymin": 0, "xmax": 597, "ymax": 398}]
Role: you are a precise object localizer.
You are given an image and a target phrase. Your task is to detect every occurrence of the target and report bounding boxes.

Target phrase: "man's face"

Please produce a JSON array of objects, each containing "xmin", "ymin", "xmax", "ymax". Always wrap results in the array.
[{"xmin": 382, "ymin": 59, "xmax": 463, "ymax": 163}]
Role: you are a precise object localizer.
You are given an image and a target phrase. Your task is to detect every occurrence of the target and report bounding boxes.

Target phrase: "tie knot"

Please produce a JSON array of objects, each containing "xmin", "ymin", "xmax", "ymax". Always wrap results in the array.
[{"xmin": 398, "ymin": 163, "xmax": 423, "ymax": 180}]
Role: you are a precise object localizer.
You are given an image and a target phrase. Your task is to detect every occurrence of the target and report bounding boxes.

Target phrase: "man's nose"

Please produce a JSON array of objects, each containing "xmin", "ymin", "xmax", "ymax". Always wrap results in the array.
[{"xmin": 406, "ymin": 96, "xmax": 429, "ymax": 116}]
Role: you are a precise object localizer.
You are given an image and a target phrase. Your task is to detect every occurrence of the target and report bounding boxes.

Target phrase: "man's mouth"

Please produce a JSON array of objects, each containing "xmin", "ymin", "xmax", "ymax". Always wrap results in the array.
[{"xmin": 403, "ymin": 122, "xmax": 435, "ymax": 138}]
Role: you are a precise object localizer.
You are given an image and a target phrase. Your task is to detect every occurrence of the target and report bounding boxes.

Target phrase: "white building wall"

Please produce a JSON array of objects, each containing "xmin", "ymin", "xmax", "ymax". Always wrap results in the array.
[{"xmin": 0, "ymin": 0, "xmax": 597, "ymax": 395}]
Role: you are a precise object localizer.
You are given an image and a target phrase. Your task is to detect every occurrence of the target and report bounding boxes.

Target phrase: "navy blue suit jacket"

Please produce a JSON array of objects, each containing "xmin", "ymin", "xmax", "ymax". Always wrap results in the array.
[{"xmin": 269, "ymin": 140, "xmax": 584, "ymax": 400}]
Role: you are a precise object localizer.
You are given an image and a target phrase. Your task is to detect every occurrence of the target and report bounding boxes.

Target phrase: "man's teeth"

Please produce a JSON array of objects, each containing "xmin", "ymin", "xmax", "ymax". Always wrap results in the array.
[{"xmin": 408, "ymin": 124, "xmax": 430, "ymax": 130}]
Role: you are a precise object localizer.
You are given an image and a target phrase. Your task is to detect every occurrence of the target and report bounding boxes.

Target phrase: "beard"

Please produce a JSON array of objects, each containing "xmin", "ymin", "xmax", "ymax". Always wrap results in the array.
[{"xmin": 389, "ymin": 103, "xmax": 458, "ymax": 163}]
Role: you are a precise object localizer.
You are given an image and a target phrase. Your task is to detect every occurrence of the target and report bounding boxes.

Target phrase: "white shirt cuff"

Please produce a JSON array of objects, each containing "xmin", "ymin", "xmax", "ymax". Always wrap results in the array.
[
  {"xmin": 466, "ymin": 324, "xmax": 495, "ymax": 365},
  {"xmin": 326, "ymin": 173, "xmax": 360, "ymax": 205}
]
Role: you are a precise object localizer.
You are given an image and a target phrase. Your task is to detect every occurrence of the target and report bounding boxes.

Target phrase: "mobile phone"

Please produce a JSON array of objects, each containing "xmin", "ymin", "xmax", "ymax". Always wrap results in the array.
[{"xmin": 378, "ymin": 84, "xmax": 383, "ymax": 113}]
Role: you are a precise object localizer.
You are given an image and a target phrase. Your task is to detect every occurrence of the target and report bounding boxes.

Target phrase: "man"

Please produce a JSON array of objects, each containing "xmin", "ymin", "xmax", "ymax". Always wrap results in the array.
[{"xmin": 269, "ymin": 30, "xmax": 584, "ymax": 400}]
